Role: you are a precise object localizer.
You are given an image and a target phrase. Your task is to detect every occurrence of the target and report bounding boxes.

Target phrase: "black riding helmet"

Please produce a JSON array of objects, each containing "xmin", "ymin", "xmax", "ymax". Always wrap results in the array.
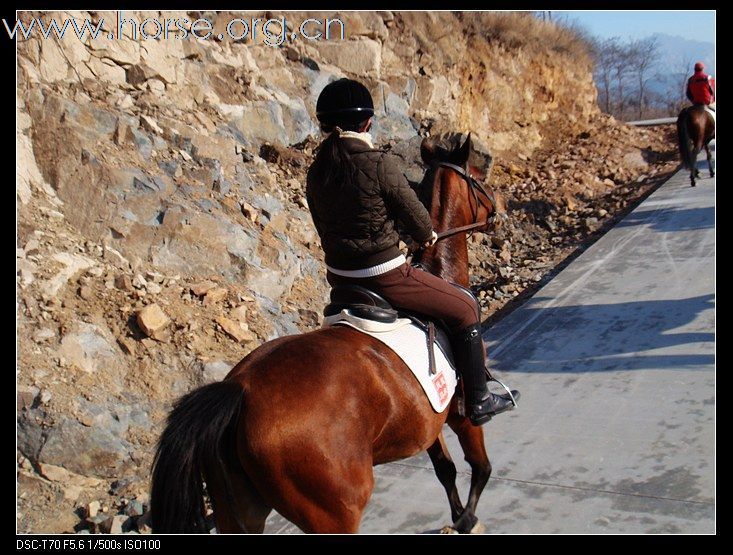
[{"xmin": 316, "ymin": 78, "xmax": 374, "ymax": 128}]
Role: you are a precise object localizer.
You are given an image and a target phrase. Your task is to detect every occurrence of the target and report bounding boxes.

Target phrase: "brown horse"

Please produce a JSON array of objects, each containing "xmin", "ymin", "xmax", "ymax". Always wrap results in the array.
[
  {"xmin": 677, "ymin": 105, "xmax": 715, "ymax": 187},
  {"xmin": 150, "ymin": 134, "xmax": 506, "ymax": 534}
]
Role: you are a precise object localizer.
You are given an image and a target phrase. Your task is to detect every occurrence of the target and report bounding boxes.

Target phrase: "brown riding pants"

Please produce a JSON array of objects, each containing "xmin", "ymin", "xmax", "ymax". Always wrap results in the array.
[{"xmin": 326, "ymin": 263, "xmax": 479, "ymax": 333}]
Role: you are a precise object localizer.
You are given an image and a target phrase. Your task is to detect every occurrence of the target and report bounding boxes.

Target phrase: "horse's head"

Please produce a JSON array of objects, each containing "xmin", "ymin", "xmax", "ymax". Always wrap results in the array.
[{"xmin": 420, "ymin": 133, "xmax": 505, "ymax": 235}]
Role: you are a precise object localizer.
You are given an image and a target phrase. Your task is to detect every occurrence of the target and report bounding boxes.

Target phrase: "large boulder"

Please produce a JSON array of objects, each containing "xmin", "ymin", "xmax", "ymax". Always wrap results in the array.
[
  {"xmin": 58, "ymin": 322, "xmax": 119, "ymax": 374},
  {"xmin": 39, "ymin": 417, "xmax": 135, "ymax": 478},
  {"xmin": 313, "ymin": 38, "xmax": 382, "ymax": 77}
]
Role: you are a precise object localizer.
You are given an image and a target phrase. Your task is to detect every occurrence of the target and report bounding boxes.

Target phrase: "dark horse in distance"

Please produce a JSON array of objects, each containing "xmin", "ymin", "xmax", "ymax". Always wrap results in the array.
[
  {"xmin": 677, "ymin": 105, "xmax": 715, "ymax": 187},
  {"xmin": 150, "ymin": 135, "xmax": 507, "ymax": 534}
]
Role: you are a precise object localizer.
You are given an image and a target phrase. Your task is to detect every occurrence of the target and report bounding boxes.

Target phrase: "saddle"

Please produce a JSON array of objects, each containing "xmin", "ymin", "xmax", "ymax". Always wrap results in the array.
[
  {"xmin": 323, "ymin": 282, "xmax": 480, "ymax": 375},
  {"xmin": 324, "ymin": 285, "xmax": 398, "ymax": 324}
]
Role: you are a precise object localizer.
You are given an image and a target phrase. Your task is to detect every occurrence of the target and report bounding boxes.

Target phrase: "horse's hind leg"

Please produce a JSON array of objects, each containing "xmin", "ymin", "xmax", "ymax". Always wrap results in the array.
[
  {"xmin": 705, "ymin": 143, "xmax": 714, "ymax": 178},
  {"xmin": 446, "ymin": 415, "xmax": 492, "ymax": 534},
  {"xmin": 427, "ymin": 433, "xmax": 465, "ymax": 530},
  {"xmin": 206, "ymin": 457, "xmax": 272, "ymax": 533},
  {"xmin": 692, "ymin": 137, "xmax": 703, "ymax": 185},
  {"xmin": 246, "ymin": 452, "xmax": 375, "ymax": 533}
]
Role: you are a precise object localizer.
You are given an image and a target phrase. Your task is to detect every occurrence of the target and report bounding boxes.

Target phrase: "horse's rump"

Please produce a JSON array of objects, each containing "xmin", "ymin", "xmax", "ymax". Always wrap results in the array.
[
  {"xmin": 677, "ymin": 105, "xmax": 715, "ymax": 173},
  {"xmin": 228, "ymin": 326, "xmax": 448, "ymax": 469}
]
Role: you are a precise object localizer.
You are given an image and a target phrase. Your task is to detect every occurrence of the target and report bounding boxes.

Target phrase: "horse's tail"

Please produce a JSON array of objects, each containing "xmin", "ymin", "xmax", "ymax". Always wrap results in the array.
[
  {"xmin": 677, "ymin": 108, "xmax": 694, "ymax": 170},
  {"xmin": 151, "ymin": 380, "xmax": 244, "ymax": 533}
]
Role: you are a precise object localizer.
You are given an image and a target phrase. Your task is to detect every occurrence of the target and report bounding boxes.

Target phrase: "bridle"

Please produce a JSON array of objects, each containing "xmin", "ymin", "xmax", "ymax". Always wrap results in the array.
[{"xmin": 413, "ymin": 162, "xmax": 505, "ymax": 253}]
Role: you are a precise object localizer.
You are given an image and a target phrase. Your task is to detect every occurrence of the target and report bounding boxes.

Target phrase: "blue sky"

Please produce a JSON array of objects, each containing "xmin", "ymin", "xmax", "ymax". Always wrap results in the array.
[{"xmin": 557, "ymin": 11, "xmax": 716, "ymax": 44}]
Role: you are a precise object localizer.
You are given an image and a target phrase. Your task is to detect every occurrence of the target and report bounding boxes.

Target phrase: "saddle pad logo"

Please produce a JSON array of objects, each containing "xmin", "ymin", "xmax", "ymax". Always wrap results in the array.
[{"xmin": 432, "ymin": 372, "xmax": 449, "ymax": 405}]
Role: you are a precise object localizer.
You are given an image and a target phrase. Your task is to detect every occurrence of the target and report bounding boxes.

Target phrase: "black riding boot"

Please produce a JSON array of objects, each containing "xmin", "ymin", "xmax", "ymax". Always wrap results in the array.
[{"xmin": 451, "ymin": 324, "xmax": 520, "ymax": 426}]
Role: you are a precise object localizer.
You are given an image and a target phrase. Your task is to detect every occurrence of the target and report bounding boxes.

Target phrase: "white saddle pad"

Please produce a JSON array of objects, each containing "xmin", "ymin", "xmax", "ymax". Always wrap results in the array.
[{"xmin": 323, "ymin": 310, "xmax": 457, "ymax": 412}]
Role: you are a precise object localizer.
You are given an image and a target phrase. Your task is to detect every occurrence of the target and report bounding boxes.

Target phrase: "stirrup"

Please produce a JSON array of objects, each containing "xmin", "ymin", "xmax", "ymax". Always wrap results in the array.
[
  {"xmin": 487, "ymin": 376, "xmax": 519, "ymax": 408},
  {"xmin": 469, "ymin": 387, "xmax": 520, "ymax": 425}
]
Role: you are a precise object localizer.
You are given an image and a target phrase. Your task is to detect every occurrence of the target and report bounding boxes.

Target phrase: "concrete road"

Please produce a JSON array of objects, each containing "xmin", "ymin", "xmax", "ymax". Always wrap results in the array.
[{"xmin": 265, "ymin": 159, "xmax": 715, "ymax": 534}]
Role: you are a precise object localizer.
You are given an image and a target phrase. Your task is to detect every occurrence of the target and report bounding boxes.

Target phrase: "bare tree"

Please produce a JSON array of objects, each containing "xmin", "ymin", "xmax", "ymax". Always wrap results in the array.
[
  {"xmin": 593, "ymin": 37, "xmax": 620, "ymax": 114},
  {"xmin": 677, "ymin": 56, "xmax": 694, "ymax": 106},
  {"xmin": 610, "ymin": 41, "xmax": 632, "ymax": 119},
  {"xmin": 628, "ymin": 37, "xmax": 660, "ymax": 119},
  {"xmin": 659, "ymin": 56, "xmax": 693, "ymax": 116}
]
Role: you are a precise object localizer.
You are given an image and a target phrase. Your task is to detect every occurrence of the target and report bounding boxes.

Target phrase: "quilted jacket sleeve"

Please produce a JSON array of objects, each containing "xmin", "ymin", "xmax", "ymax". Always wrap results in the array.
[{"xmin": 378, "ymin": 153, "xmax": 433, "ymax": 243}]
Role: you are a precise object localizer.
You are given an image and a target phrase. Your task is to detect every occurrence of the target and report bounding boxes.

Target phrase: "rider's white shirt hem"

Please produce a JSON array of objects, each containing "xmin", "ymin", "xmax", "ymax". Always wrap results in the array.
[{"xmin": 327, "ymin": 254, "xmax": 406, "ymax": 278}]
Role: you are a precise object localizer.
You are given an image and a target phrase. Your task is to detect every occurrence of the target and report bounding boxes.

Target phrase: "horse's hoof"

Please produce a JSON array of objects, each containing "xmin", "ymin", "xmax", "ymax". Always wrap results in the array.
[
  {"xmin": 470, "ymin": 521, "xmax": 486, "ymax": 534},
  {"xmin": 440, "ymin": 525, "xmax": 459, "ymax": 534}
]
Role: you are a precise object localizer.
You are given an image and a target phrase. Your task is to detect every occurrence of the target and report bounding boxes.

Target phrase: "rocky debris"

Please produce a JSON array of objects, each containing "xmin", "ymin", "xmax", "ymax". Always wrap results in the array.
[
  {"xmin": 99, "ymin": 515, "xmax": 130, "ymax": 534},
  {"xmin": 32, "ymin": 328, "xmax": 55, "ymax": 343},
  {"xmin": 146, "ymin": 282, "xmax": 162, "ymax": 295},
  {"xmin": 78, "ymin": 286, "xmax": 94, "ymax": 300},
  {"xmin": 58, "ymin": 323, "xmax": 119, "ymax": 374},
  {"xmin": 136, "ymin": 304, "xmax": 170, "ymax": 341},
  {"xmin": 125, "ymin": 500, "xmax": 145, "ymax": 517},
  {"xmin": 201, "ymin": 360, "xmax": 233, "ymax": 383},
  {"xmin": 203, "ymin": 287, "xmax": 228, "ymax": 306},
  {"xmin": 191, "ymin": 281, "xmax": 217, "ymax": 297},
  {"xmin": 231, "ymin": 305, "xmax": 248, "ymax": 322},
  {"xmin": 83, "ymin": 511, "xmax": 137, "ymax": 534},
  {"xmin": 73, "ymin": 486, "xmax": 152, "ymax": 534},
  {"xmin": 114, "ymin": 274, "xmax": 133, "ymax": 291},
  {"xmin": 216, "ymin": 316, "xmax": 257, "ymax": 343},
  {"xmin": 42, "ymin": 253, "xmax": 96, "ymax": 297},
  {"xmin": 37, "ymin": 463, "xmax": 105, "ymax": 502},
  {"xmin": 239, "ymin": 200, "xmax": 259, "ymax": 223},
  {"xmin": 140, "ymin": 115, "xmax": 163, "ymax": 136},
  {"xmin": 132, "ymin": 274, "xmax": 147, "ymax": 289},
  {"xmin": 17, "ymin": 386, "xmax": 40, "ymax": 411},
  {"xmin": 86, "ymin": 501, "xmax": 101, "ymax": 518},
  {"xmin": 116, "ymin": 336, "xmax": 137, "ymax": 356}
]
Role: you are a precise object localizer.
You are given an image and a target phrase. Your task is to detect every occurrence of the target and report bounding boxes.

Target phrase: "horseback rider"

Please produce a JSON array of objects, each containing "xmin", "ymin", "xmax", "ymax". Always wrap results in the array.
[
  {"xmin": 686, "ymin": 61, "xmax": 715, "ymax": 110},
  {"xmin": 306, "ymin": 78, "xmax": 518, "ymax": 426}
]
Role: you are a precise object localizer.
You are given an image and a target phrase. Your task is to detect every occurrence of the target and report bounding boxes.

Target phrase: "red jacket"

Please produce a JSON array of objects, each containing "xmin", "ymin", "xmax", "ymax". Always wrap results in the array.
[{"xmin": 687, "ymin": 71, "xmax": 715, "ymax": 105}]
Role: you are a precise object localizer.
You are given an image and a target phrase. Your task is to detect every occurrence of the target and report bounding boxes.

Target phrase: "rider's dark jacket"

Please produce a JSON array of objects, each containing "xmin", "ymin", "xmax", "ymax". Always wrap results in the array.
[{"xmin": 306, "ymin": 137, "xmax": 433, "ymax": 271}]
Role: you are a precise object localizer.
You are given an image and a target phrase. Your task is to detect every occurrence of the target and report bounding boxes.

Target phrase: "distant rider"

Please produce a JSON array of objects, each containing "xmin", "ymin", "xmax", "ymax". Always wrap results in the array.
[{"xmin": 686, "ymin": 62, "xmax": 715, "ymax": 110}]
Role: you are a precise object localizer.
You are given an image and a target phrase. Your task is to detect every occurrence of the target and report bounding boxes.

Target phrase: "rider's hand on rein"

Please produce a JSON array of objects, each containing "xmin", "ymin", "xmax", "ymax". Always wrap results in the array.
[{"xmin": 422, "ymin": 231, "xmax": 438, "ymax": 249}]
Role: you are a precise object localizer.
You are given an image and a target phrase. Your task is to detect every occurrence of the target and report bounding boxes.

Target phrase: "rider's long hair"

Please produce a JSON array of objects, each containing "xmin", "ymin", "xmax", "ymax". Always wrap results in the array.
[{"xmin": 309, "ymin": 120, "xmax": 367, "ymax": 193}]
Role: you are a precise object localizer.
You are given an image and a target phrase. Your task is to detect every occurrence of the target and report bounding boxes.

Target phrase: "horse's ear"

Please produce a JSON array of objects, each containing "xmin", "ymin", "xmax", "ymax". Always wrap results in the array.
[
  {"xmin": 451, "ymin": 133, "xmax": 472, "ymax": 166},
  {"xmin": 420, "ymin": 138, "xmax": 437, "ymax": 165}
]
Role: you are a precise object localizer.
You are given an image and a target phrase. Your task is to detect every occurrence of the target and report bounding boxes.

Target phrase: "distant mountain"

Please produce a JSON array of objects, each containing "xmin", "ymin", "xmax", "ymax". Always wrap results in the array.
[
  {"xmin": 645, "ymin": 33, "xmax": 715, "ymax": 105},
  {"xmin": 650, "ymin": 32, "xmax": 715, "ymax": 77}
]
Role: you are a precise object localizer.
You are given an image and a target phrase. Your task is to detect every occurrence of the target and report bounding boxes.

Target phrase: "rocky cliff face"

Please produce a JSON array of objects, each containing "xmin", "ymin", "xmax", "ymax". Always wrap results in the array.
[{"xmin": 16, "ymin": 11, "xmax": 675, "ymax": 533}]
